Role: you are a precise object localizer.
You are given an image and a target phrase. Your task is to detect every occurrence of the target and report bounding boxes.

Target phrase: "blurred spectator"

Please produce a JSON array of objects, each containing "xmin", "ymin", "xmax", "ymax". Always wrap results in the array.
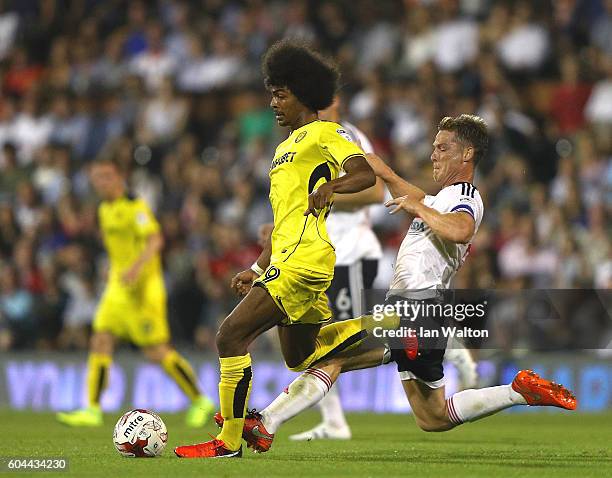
[
  {"xmin": 137, "ymin": 78, "xmax": 187, "ymax": 145},
  {"xmin": 58, "ymin": 271, "xmax": 95, "ymax": 350},
  {"xmin": 0, "ymin": 265, "xmax": 35, "ymax": 348},
  {"xmin": 496, "ymin": 2, "xmax": 550, "ymax": 72},
  {"xmin": 36, "ymin": 261, "xmax": 68, "ymax": 350},
  {"xmin": 549, "ymin": 55, "xmax": 592, "ymax": 135},
  {"xmin": 130, "ymin": 22, "xmax": 178, "ymax": 91},
  {"xmin": 3, "ymin": 47, "xmax": 44, "ymax": 97},
  {"xmin": 0, "ymin": 0, "xmax": 18, "ymax": 60},
  {"xmin": 433, "ymin": 0, "xmax": 478, "ymax": 72},
  {"xmin": 591, "ymin": 0, "xmax": 612, "ymax": 55},
  {"xmin": 11, "ymin": 93, "xmax": 52, "ymax": 165},
  {"xmin": 176, "ymin": 32, "xmax": 242, "ymax": 92},
  {"xmin": 0, "ymin": 142, "xmax": 29, "ymax": 197}
]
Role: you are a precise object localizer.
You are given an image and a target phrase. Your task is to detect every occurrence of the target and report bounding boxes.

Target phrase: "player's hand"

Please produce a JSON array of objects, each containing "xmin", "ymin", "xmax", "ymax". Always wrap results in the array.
[
  {"xmin": 385, "ymin": 195, "xmax": 422, "ymax": 215},
  {"xmin": 121, "ymin": 265, "xmax": 141, "ymax": 286},
  {"xmin": 304, "ymin": 182, "xmax": 335, "ymax": 217},
  {"xmin": 230, "ymin": 269, "xmax": 259, "ymax": 296},
  {"xmin": 365, "ymin": 153, "xmax": 394, "ymax": 180}
]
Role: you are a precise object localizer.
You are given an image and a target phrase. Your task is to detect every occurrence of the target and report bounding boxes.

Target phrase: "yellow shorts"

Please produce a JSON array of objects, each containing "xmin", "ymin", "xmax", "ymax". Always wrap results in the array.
[
  {"xmin": 253, "ymin": 263, "xmax": 333, "ymax": 326},
  {"xmin": 93, "ymin": 276, "xmax": 169, "ymax": 347}
]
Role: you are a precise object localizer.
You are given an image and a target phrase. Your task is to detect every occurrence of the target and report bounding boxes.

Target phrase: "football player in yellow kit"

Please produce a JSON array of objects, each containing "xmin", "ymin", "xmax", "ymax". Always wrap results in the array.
[
  {"xmin": 175, "ymin": 40, "xmax": 382, "ymax": 458},
  {"xmin": 57, "ymin": 159, "xmax": 214, "ymax": 427}
]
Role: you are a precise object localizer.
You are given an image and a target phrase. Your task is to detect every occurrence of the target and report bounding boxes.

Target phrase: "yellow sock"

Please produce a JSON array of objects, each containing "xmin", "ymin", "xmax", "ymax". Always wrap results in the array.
[
  {"xmin": 287, "ymin": 312, "xmax": 399, "ymax": 372},
  {"xmin": 161, "ymin": 350, "xmax": 202, "ymax": 402},
  {"xmin": 87, "ymin": 352, "xmax": 112, "ymax": 408},
  {"xmin": 217, "ymin": 354, "xmax": 252, "ymax": 451}
]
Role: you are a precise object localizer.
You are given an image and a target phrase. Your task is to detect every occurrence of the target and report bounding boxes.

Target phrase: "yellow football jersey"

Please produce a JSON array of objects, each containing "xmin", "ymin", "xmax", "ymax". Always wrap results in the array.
[
  {"xmin": 98, "ymin": 195, "xmax": 162, "ymax": 282},
  {"xmin": 269, "ymin": 120, "xmax": 365, "ymax": 275}
]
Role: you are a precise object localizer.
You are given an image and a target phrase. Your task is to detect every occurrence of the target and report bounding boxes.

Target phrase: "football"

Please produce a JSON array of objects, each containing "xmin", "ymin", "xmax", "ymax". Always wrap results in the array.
[{"xmin": 113, "ymin": 409, "xmax": 168, "ymax": 458}]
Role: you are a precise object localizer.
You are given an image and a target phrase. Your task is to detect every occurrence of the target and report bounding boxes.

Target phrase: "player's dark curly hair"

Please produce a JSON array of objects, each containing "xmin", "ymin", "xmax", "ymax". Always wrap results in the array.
[
  {"xmin": 439, "ymin": 114, "xmax": 489, "ymax": 166},
  {"xmin": 262, "ymin": 40, "xmax": 339, "ymax": 112}
]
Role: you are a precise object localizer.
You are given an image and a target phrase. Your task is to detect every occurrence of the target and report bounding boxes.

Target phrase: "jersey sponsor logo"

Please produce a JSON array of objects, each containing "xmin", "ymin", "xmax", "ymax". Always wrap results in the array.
[
  {"xmin": 295, "ymin": 131, "xmax": 307, "ymax": 143},
  {"xmin": 409, "ymin": 219, "xmax": 426, "ymax": 234},
  {"xmin": 270, "ymin": 152, "xmax": 296, "ymax": 171},
  {"xmin": 336, "ymin": 129, "xmax": 354, "ymax": 142}
]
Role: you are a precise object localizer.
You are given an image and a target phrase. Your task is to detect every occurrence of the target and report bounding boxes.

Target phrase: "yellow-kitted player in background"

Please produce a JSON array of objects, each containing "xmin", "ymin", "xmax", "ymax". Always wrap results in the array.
[{"xmin": 57, "ymin": 158, "xmax": 214, "ymax": 427}]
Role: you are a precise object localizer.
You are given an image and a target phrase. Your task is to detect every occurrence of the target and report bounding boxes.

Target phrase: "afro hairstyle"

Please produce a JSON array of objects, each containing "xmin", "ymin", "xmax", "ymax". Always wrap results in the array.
[{"xmin": 262, "ymin": 40, "xmax": 339, "ymax": 112}]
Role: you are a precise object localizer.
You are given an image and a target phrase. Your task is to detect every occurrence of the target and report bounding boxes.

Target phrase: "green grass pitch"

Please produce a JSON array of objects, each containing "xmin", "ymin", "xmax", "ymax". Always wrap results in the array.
[{"xmin": 1, "ymin": 410, "xmax": 610, "ymax": 477}]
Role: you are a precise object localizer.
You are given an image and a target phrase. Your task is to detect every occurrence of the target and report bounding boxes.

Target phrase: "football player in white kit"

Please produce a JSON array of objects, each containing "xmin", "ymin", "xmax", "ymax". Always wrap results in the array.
[{"xmin": 216, "ymin": 114, "xmax": 576, "ymax": 453}]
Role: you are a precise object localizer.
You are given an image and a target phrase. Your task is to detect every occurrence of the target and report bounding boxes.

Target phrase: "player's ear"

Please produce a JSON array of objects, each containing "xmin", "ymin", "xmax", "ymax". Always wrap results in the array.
[{"xmin": 463, "ymin": 146, "xmax": 474, "ymax": 163}]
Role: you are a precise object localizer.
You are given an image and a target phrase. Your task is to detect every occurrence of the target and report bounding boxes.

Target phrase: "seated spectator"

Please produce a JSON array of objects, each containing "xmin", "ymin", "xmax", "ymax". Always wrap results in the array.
[{"xmin": 0, "ymin": 265, "xmax": 35, "ymax": 348}]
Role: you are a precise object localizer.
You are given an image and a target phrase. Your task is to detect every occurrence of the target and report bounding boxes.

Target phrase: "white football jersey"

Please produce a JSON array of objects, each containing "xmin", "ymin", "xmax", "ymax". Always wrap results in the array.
[
  {"xmin": 389, "ymin": 182, "xmax": 484, "ymax": 292},
  {"xmin": 326, "ymin": 121, "xmax": 383, "ymax": 266}
]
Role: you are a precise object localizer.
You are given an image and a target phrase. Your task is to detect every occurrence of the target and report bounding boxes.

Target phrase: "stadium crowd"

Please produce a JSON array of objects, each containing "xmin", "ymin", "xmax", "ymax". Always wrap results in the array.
[{"xmin": 0, "ymin": 0, "xmax": 610, "ymax": 352}]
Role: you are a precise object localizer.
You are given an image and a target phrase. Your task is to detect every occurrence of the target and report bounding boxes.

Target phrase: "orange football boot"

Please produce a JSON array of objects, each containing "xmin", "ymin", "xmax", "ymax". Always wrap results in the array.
[
  {"xmin": 174, "ymin": 438, "xmax": 242, "ymax": 458},
  {"xmin": 214, "ymin": 409, "xmax": 274, "ymax": 453},
  {"xmin": 511, "ymin": 370, "xmax": 577, "ymax": 410}
]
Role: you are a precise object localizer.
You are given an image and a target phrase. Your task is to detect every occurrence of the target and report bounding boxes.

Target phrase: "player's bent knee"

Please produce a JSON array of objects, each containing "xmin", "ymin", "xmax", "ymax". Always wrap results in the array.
[
  {"xmin": 414, "ymin": 414, "xmax": 453, "ymax": 432},
  {"xmin": 142, "ymin": 344, "xmax": 170, "ymax": 363},
  {"xmin": 215, "ymin": 326, "xmax": 247, "ymax": 356},
  {"xmin": 90, "ymin": 332, "xmax": 113, "ymax": 354},
  {"xmin": 285, "ymin": 355, "xmax": 313, "ymax": 372}
]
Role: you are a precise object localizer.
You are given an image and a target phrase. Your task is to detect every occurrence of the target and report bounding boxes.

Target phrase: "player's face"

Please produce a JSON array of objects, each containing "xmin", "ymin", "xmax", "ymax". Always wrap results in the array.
[
  {"xmin": 430, "ymin": 130, "xmax": 465, "ymax": 183},
  {"xmin": 269, "ymin": 86, "xmax": 307, "ymax": 128},
  {"xmin": 90, "ymin": 163, "xmax": 122, "ymax": 199}
]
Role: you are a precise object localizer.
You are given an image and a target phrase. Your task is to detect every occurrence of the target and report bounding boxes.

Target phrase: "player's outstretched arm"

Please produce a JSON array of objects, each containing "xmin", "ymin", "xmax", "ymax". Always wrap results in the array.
[
  {"xmin": 386, "ymin": 196, "xmax": 475, "ymax": 244},
  {"xmin": 365, "ymin": 153, "xmax": 425, "ymax": 201},
  {"xmin": 332, "ymin": 176, "xmax": 385, "ymax": 211},
  {"xmin": 304, "ymin": 156, "xmax": 375, "ymax": 216}
]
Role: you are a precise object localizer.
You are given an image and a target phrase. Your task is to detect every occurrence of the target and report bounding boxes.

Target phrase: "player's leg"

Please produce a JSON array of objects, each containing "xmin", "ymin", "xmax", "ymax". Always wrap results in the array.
[
  {"xmin": 290, "ymin": 259, "xmax": 378, "ymax": 441},
  {"xmin": 262, "ymin": 343, "xmax": 386, "ymax": 437},
  {"xmin": 87, "ymin": 331, "xmax": 115, "ymax": 409},
  {"xmin": 305, "ymin": 264, "xmax": 352, "ymax": 441},
  {"xmin": 141, "ymin": 342, "xmax": 215, "ymax": 427},
  {"xmin": 278, "ymin": 304, "xmax": 397, "ymax": 373},
  {"xmin": 177, "ymin": 264, "xmax": 393, "ymax": 457},
  {"xmin": 56, "ymin": 331, "xmax": 115, "ymax": 426},
  {"xmin": 214, "ymin": 342, "xmax": 389, "ymax": 452},
  {"xmin": 392, "ymin": 315, "xmax": 576, "ymax": 432},
  {"xmin": 403, "ymin": 368, "xmax": 577, "ymax": 432},
  {"xmin": 401, "ymin": 380, "xmax": 454, "ymax": 431},
  {"xmin": 175, "ymin": 285, "xmax": 285, "ymax": 457}
]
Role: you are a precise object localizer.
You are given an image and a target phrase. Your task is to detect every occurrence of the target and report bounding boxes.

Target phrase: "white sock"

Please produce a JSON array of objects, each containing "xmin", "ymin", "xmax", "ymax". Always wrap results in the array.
[
  {"xmin": 318, "ymin": 384, "xmax": 349, "ymax": 429},
  {"xmin": 261, "ymin": 368, "xmax": 333, "ymax": 434},
  {"xmin": 446, "ymin": 385, "xmax": 528, "ymax": 425},
  {"xmin": 444, "ymin": 344, "xmax": 478, "ymax": 389}
]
